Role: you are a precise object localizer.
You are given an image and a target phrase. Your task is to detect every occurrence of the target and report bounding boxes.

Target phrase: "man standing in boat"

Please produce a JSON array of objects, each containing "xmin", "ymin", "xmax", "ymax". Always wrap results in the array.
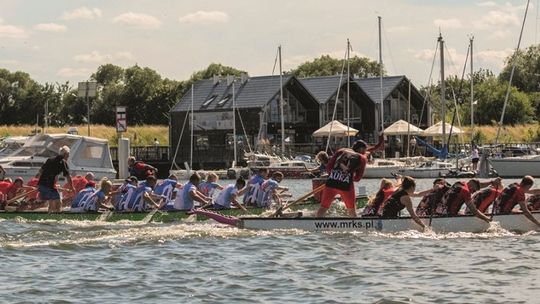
[
  {"xmin": 317, "ymin": 138, "xmax": 383, "ymax": 217},
  {"xmin": 38, "ymin": 145, "xmax": 74, "ymax": 213}
]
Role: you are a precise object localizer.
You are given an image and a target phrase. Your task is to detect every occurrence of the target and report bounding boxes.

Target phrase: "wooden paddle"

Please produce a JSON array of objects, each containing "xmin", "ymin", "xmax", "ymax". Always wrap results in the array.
[
  {"xmin": 271, "ymin": 184, "xmax": 326, "ymax": 217},
  {"xmin": 6, "ymin": 189, "xmax": 38, "ymax": 206}
]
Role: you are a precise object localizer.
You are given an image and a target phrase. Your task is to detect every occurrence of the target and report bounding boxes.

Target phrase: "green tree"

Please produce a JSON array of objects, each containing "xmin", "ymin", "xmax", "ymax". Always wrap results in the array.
[
  {"xmin": 289, "ymin": 55, "xmax": 383, "ymax": 78},
  {"xmin": 499, "ymin": 44, "xmax": 540, "ymax": 93}
]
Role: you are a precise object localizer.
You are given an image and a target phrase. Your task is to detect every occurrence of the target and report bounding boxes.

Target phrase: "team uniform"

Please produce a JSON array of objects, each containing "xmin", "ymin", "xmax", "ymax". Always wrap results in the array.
[
  {"xmin": 213, "ymin": 184, "xmax": 239, "ymax": 210},
  {"xmin": 415, "ymin": 184, "xmax": 451, "ymax": 216},
  {"xmin": 26, "ymin": 177, "xmax": 40, "ymax": 202},
  {"xmin": 243, "ymin": 174, "xmax": 265, "ymax": 206},
  {"xmin": 116, "ymin": 184, "xmax": 137, "ymax": 211},
  {"xmin": 154, "ymin": 179, "xmax": 178, "ymax": 210},
  {"xmin": 175, "ymin": 182, "xmax": 198, "ymax": 210},
  {"xmin": 362, "ymin": 187, "xmax": 395, "ymax": 217},
  {"xmin": 70, "ymin": 186, "xmax": 97, "ymax": 212},
  {"xmin": 321, "ymin": 149, "xmax": 367, "ymax": 209},
  {"xmin": 436, "ymin": 181, "xmax": 473, "ymax": 216},
  {"xmin": 256, "ymin": 178, "xmax": 280, "ymax": 208},
  {"xmin": 128, "ymin": 184, "xmax": 153, "ymax": 212},
  {"xmin": 380, "ymin": 189, "xmax": 410, "ymax": 218},
  {"xmin": 469, "ymin": 186, "xmax": 502, "ymax": 213},
  {"xmin": 493, "ymin": 183, "xmax": 526, "ymax": 214},
  {"xmin": 82, "ymin": 190, "xmax": 107, "ymax": 212},
  {"xmin": 198, "ymin": 181, "xmax": 220, "ymax": 198},
  {"xmin": 62, "ymin": 175, "xmax": 89, "ymax": 201}
]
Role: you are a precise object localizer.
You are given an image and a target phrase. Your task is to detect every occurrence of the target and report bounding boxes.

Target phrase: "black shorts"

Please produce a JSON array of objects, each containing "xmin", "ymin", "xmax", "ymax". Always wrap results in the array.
[{"xmin": 472, "ymin": 158, "xmax": 479, "ymax": 163}]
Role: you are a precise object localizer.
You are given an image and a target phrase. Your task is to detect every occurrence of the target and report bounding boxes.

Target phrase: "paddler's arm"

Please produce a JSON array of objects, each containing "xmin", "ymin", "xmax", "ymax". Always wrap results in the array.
[
  {"xmin": 479, "ymin": 177, "xmax": 502, "ymax": 189},
  {"xmin": 237, "ymin": 185, "xmax": 249, "ymax": 196},
  {"xmin": 402, "ymin": 196, "xmax": 426, "ymax": 230},
  {"xmin": 464, "ymin": 200, "xmax": 491, "ymax": 223},
  {"xmin": 411, "ymin": 188, "xmax": 432, "ymax": 198},
  {"xmin": 517, "ymin": 200, "xmax": 540, "ymax": 227},
  {"xmin": 526, "ymin": 188, "xmax": 540, "ymax": 195},
  {"xmin": 231, "ymin": 193, "xmax": 248, "ymax": 212}
]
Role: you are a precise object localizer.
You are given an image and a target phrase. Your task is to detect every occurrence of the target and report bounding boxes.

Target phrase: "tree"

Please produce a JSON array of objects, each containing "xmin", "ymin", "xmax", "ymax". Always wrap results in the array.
[
  {"xmin": 289, "ymin": 55, "xmax": 383, "ymax": 78},
  {"xmin": 92, "ymin": 64, "xmax": 124, "ymax": 86},
  {"xmin": 499, "ymin": 44, "xmax": 540, "ymax": 93}
]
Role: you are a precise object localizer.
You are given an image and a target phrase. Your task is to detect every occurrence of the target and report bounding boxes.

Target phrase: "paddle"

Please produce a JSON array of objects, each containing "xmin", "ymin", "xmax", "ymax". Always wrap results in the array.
[
  {"xmin": 271, "ymin": 184, "xmax": 326, "ymax": 217},
  {"xmin": 6, "ymin": 189, "xmax": 38, "ymax": 207},
  {"xmin": 141, "ymin": 194, "xmax": 165, "ymax": 224}
]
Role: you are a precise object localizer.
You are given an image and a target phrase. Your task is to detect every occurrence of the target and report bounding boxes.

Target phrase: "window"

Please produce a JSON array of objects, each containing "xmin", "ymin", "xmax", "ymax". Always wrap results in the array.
[
  {"xmin": 201, "ymin": 95, "xmax": 217, "ymax": 108},
  {"xmin": 217, "ymin": 94, "xmax": 231, "ymax": 107}
]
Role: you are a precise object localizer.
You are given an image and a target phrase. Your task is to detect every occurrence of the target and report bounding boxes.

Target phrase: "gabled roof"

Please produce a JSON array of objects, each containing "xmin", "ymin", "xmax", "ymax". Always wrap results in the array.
[
  {"xmin": 299, "ymin": 75, "xmax": 347, "ymax": 104},
  {"xmin": 354, "ymin": 75, "xmax": 406, "ymax": 104},
  {"xmin": 171, "ymin": 75, "xmax": 293, "ymax": 112}
]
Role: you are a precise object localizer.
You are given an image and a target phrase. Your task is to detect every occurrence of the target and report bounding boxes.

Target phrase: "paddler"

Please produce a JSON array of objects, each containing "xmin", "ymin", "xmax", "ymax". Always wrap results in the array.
[
  {"xmin": 316, "ymin": 137, "xmax": 383, "ymax": 218},
  {"xmin": 256, "ymin": 171, "xmax": 288, "ymax": 208},
  {"xmin": 434, "ymin": 179, "xmax": 493, "ymax": 223},
  {"xmin": 379, "ymin": 176, "xmax": 426, "ymax": 230},
  {"xmin": 493, "ymin": 176, "xmax": 540, "ymax": 227},
  {"xmin": 362, "ymin": 178, "xmax": 398, "ymax": 217},
  {"xmin": 153, "ymin": 174, "xmax": 183, "ymax": 210},
  {"xmin": 37, "ymin": 145, "xmax": 74, "ymax": 213},
  {"xmin": 212, "ymin": 178, "xmax": 247, "ymax": 211},
  {"xmin": 305, "ymin": 151, "xmax": 329, "ymax": 177},
  {"xmin": 414, "ymin": 178, "xmax": 451, "ymax": 216},
  {"xmin": 174, "ymin": 173, "xmax": 211, "ymax": 210},
  {"xmin": 243, "ymin": 168, "xmax": 269, "ymax": 206},
  {"xmin": 82, "ymin": 178, "xmax": 114, "ymax": 212},
  {"xmin": 115, "ymin": 176, "xmax": 139, "ymax": 211},
  {"xmin": 198, "ymin": 172, "xmax": 224, "ymax": 200},
  {"xmin": 467, "ymin": 178, "xmax": 503, "ymax": 214},
  {"xmin": 70, "ymin": 181, "xmax": 97, "ymax": 212}
]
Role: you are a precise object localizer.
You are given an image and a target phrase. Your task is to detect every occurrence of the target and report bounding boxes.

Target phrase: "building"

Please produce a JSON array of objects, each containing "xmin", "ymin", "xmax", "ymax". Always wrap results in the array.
[{"xmin": 169, "ymin": 74, "xmax": 428, "ymax": 169}]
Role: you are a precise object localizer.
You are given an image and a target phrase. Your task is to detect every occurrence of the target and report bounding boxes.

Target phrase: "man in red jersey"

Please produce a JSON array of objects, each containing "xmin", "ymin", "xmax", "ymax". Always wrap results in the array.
[{"xmin": 494, "ymin": 176, "xmax": 540, "ymax": 227}]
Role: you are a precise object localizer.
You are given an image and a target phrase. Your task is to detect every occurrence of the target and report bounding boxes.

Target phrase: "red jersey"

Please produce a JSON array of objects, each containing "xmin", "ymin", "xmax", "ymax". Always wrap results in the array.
[
  {"xmin": 471, "ymin": 187, "xmax": 502, "ymax": 213},
  {"xmin": 0, "ymin": 181, "xmax": 20, "ymax": 200},
  {"xmin": 438, "ymin": 181, "xmax": 472, "ymax": 215},
  {"xmin": 325, "ymin": 148, "xmax": 367, "ymax": 191},
  {"xmin": 495, "ymin": 183, "xmax": 525, "ymax": 214},
  {"xmin": 63, "ymin": 176, "xmax": 88, "ymax": 200},
  {"xmin": 26, "ymin": 177, "xmax": 39, "ymax": 201}
]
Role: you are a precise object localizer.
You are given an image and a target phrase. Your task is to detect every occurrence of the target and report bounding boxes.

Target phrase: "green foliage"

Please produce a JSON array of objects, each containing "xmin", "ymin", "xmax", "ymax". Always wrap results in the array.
[
  {"xmin": 289, "ymin": 55, "xmax": 383, "ymax": 78},
  {"xmin": 499, "ymin": 45, "xmax": 540, "ymax": 93}
]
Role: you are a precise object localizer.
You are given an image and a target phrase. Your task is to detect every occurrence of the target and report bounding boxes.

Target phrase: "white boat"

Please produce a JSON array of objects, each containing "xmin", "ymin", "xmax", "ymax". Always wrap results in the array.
[
  {"xmin": 363, "ymin": 159, "xmax": 407, "ymax": 178},
  {"xmin": 245, "ymin": 152, "xmax": 317, "ymax": 178},
  {"xmin": 0, "ymin": 133, "xmax": 117, "ymax": 181},
  {"xmin": 194, "ymin": 209, "xmax": 540, "ymax": 233},
  {"xmin": 0, "ymin": 136, "xmax": 28, "ymax": 157},
  {"xmin": 397, "ymin": 160, "xmax": 454, "ymax": 178},
  {"xmin": 489, "ymin": 155, "xmax": 540, "ymax": 177}
]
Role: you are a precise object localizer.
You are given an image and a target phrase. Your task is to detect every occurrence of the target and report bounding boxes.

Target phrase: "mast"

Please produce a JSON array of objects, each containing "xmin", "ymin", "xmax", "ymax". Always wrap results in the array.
[
  {"xmin": 190, "ymin": 83, "xmax": 194, "ymax": 170},
  {"xmin": 232, "ymin": 80, "xmax": 237, "ymax": 167},
  {"xmin": 407, "ymin": 80, "xmax": 411, "ymax": 157},
  {"xmin": 279, "ymin": 45, "xmax": 285, "ymax": 156},
  {"xmin": 470, "ymin": 36, "xmax": 474, "ymax": 137},
  {"xmin": 439, "ymin": 33, "xmax": 446, "ymax": 148},
  {"xmin": 378, "ymin": 16, "xmax": 385, "ymax": 158},
  {"xmin": 347, "ymin": 38, "xmax": 351, "ymax": 147}
]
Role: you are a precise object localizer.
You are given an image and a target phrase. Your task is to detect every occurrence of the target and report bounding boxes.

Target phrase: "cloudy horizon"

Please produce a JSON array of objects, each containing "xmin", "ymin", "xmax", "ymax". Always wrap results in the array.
[{"xmin": 0, "ymin": 0, "xmax": 536, "ymax": 87}]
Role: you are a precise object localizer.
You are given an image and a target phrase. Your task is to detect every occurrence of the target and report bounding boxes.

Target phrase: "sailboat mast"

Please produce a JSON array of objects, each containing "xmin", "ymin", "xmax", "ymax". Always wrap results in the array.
[
  {"xmin": 190, "ymin": 83, "xmax": 194, "ymax": 170},
  {"xmin": 347, "ymin": 38, "xmax": 351, "ymax": 147},
  {"xmin": 232, "ymin": 80, "xmax": 237, "ymax": 167},
  {"xmin": 439, "ymin": 33, "xmax": 446, "ymax": 148},
  {"xmin": 279, "ymin": 45, "xmax": 285, "ymax": 156},
  {"xmin": 378, "ymin": 16, "xmax": 385, "ymax": 158},
  {"xmin": 470, "ymin": 36, "xmax": 474, "ymax": 136}
]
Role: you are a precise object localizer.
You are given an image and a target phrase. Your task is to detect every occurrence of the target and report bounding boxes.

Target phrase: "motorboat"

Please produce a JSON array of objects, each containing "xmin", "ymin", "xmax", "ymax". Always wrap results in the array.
[
  {"xmin": 398, "ymin": 160, "xmax": 454, "ymax": 178},
  {"xmin": 363, "ymin": 158, "xmax": 407, "ymax": 178},
  {"xmin": 489, "ymin": 154, "xmax": 540, "ymax": 177},
  {"xmin": 0, "ymin": 136, "xmax": 28, "ymax": 157}
]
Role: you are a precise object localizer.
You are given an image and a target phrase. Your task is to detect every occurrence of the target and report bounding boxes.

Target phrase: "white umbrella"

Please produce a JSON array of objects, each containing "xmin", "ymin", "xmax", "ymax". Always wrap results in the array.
[
  {"xmin": 312, "ymin": 120, "xmax": 358, "ymax": 137},
  {"xmin": 422, "ymin": 121, "xmax": 464, "ymax": 136},
  {"xmin": 383, "ymin": 119, "xmax": 423, "ymax": 136}
]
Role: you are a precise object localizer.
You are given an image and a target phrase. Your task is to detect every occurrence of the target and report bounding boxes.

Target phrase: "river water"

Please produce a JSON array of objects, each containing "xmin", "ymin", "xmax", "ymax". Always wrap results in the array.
[{"xmin": 0, "ymin": 178, "xmax": 538, "ymax": 303}]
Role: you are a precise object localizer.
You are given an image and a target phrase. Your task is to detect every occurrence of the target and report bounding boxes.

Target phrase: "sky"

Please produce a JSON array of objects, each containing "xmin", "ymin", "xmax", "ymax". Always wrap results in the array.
[{"xmin": 0, "ymin": 0, "xmax": 538, "ymax": 87}]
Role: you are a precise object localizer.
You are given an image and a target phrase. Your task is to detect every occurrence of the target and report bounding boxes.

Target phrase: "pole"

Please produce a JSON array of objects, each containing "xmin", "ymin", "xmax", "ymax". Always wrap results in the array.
[
  {"xmin": 232, "ymin": 81, "xmax": 237, "ymax": 167},
  {"xmin": 347, "ymin": 39, "xmax": 351, "ymax": 147},
  {"xmin": 378, "ymin": 16, "xmax": 385, "ymax": 158},
  {"xmin": 407, "ymin": 80, "xmax": 411, "ymax": 158},
  {"xmin": 439, "ymin": 34, "xmax": 446, "ymax": 148},
  {"xmin": 44, "ymin": 98, "xmax": 48, "ymax": 134},
  {"xmin": 470, "ymin": 36, "xmax": 474, "ymax": 137},
  {"xmin": 279, "ymin": 45, "xmax": 285, "ymax": 156},
  {"xmin": 86, "ymin": 81, "xmax": 90, "ymax": 136},
  {"xmin": 190, "ymin": 83, "xmax": 194, "ymax": 170}
]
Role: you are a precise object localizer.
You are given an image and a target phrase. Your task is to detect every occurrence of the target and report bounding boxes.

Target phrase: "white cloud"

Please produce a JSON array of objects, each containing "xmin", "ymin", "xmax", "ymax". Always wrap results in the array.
[
  {"xmin": 33, "ymin": 23, "xmax": 67, "ymax": 32},
  {"xmin": 74, "ymin": 50, "xmax": 135, "ymax": 63},
  {"xmin": 113, "ymin": 12, "xmax": 161, "ymax": 29},
  {"xmin": 0, "ymin": 59, "xmax": 19, "ymax": 65},
  {"xmin": 413, "ymin": 49, "xmax": 436, "ymax": 62},
  {"xmin": 56, "ymin": 67, "xmax": 94, "ymax": 78},
  {"xmin": 476, "ymin": 49, "xmax": 513, "ymax": 67},
  {"xmin": 473, "ymin": 4, "xmax": 523, "ymax": 29},
  {"xmin": 178, "ymin": 11, "xmax": 229, "ymax": 25},
  {"xmin": 387, "ymin": 26, "xmax": 412, "ymax": 33},
  {"xmin": 477, "ymin": 1, "xmax": 497, "ymax": 7},
  {"xmin": 488, "ymin": 29, "xmax": 512, "ymax": 40},
  {"xmin": 433, "ymin": 18, "xmax": 463, "ymax": 29},
  {"xmin": 62, "ymin": 7, "xmax": 102, "ymax": 20},
  {"xmin": 0, "ymin": 19, "xmax": 27, "ymax": 38}
]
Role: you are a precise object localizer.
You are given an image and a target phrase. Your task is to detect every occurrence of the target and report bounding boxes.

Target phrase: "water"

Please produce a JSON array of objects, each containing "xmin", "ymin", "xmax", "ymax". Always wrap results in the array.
[{"xmin": 1, "ymin": 178, "xmax": 539, "ymax": 303}]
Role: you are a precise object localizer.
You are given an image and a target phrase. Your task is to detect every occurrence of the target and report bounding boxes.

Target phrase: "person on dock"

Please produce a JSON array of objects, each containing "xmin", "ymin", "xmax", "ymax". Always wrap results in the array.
[
  {"xmin": 362, "ymin": 178, "xmax": 397, "ymax": 217},
  {"xmin": 467, "ymin": 178, "xmax": 504, "ymax": 214},
  {"xmin": 471, "ymin": 145, "xmax": 480, "ymax": 172},
  {"xmin": 243, "ymin": 168, "xmax": 269, "ymax": 206},
  {"xmin": 127, "ymin": 156, "xmax": 158, "ymax": 180},
  {"xmin": 317, "ymin": 137, "xmax": 383, "ymax": 218},
  {"xmin": 82, "ymin": 178, "xmax": 114, "ymax": 212},
  {"xmin": 414, "ymin": 178, "xmax": 451, "ymax": 217},
  {"xmin": 380, "ymin": 176, "xmax": 426, "ymax": 230},
  {"xmin": 305, "ymin": 151, "xmax": 329, "ymax": 177},
  {"xmin": 434, "ymin": 179, "xmax": 493, "ymax": 223},
  {"xmin": 37, "ymin": 145, "xmax": 74, "ymax": 213},
  {"xmin": 198, "ymin": 172, "xmax": 224, "ymax": 200},
  {"xmin": 174, "ymin": 173, "xmax": 211, "ymax": 210},
  {"xmin": 256, "ymin": 171, "xmax": 288, "ymax": 208},
  {"xmin": 154, "ymin": 174, "xmax": 182, "ymax": 210},
  {"xmin": 70, "ymin": 181, "xmax": 97, "ymax": 212},
  {"xmin": 212, "ymin": 178, "xmax": 247, "ymax": 211},
  {"xmin": 493, "ymin": 176, "xmax": 540, "ymax": 227}
]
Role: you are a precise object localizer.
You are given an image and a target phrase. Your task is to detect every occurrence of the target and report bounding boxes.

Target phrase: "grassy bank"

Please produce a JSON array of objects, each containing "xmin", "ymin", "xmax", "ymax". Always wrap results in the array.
[{"xmin": 1, "ymin": 123, "xmax": 540, "ymax": 146}]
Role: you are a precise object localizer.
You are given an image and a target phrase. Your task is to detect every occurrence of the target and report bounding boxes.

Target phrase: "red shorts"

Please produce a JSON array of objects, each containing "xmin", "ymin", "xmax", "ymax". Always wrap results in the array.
[{"xmin": 320, "ymin": 187, "xmax": 356, "ymax": 209}]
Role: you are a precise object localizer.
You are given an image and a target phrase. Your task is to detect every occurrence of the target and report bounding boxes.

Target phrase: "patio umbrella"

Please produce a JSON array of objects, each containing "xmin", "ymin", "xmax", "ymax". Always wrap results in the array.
[
  {"xmin": 422, "ymin": 121, "xmax": 464, "ymax": 136},
  {"xmin": 383, "ymin": 119, "xmax": 423, "ymax": 136},
  {"xmin": 312, "ymin": 120, "xmax": 358, "ymax": 137}
]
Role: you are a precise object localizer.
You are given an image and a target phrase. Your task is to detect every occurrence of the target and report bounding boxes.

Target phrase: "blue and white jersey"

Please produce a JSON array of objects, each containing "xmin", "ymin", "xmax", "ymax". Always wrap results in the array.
[
  {"xmin": 116, "ymin": 184, "xmax": 137, "ymax": 211},
  {"xmin": 113, "ymin": 182, "xmax": 128, "ymax": 204},
  {"xmin": 154, "ymin": 179, "xmax": 177, "ymax": 202},
  {"xmin": 256, "ymin": 178, "xmax": 279, "ymax": 207},
  {"xmin": 176, "ymin": 182, "xmax": 197, "ymax": 210},
  {"xmin": 214, "ymin": 184, "xmax": 238, "ymax": 209},
  {"xmin": 83, "ymin": 190, "xmax": 106, "ymax": 212},
  {"xmin": 243, "ymin": 174, "xmax": 265, "ymax": 204},
  {"xmin": 128, "ymin": 185, "xmax": 152, "ymax": 212},
  {"xmin": 71, "ymin": 187, "xmax": 97, "ymax": 210},
  {"xmin": 198, "ymin": 181, "xmax": 220, "ymax": 198}
]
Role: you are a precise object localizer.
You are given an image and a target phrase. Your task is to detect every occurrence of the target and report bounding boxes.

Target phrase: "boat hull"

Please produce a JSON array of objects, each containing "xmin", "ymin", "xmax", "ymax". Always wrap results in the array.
[
  {"xmin": 238, "ymin": 213, "xmax": 540, "ymax": 233},
  {"xmin": 489, "ymin": 157, "xmax": 540, "ymax": 177}
]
